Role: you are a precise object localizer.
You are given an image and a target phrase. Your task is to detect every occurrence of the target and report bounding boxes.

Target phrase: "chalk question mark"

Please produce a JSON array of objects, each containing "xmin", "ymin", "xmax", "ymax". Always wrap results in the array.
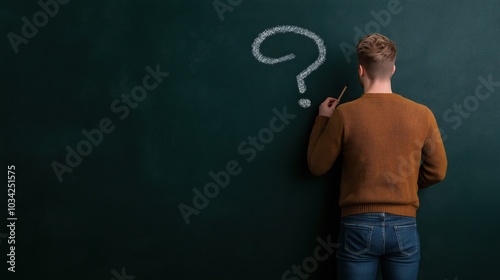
[{"xmin": 252, "ymin": 25, "xmax": 326, "ymax": 108}]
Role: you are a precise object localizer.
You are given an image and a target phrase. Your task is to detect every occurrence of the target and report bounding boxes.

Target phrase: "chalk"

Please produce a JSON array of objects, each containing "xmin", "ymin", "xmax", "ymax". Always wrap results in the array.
[
  {"xmin": 251, "ymin": 25, "xmax": 326, "ymax": 94},
  {"xmin": 298, "ymin": 98, "xmax": 311, "ymax": 108},
  {"xmin": 251, "ymin": 25, "xmax": 327, "ymax": 109},
  {"xmin": 338, "ymin": 83, "xmax": 348, "ymax": 101},
  {"xmin": 328, "ymin": 84, "xmax": 348, "ymax": 107}
]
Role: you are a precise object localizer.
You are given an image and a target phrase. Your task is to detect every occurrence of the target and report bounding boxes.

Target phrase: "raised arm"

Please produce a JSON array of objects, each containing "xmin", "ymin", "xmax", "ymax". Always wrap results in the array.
[{"xmin": 307, "ymin": 98, "xmax": 344, "ymax": 176}]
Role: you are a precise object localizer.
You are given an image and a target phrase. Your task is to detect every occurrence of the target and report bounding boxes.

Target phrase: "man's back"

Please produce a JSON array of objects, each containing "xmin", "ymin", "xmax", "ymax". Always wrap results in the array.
[
  {"xmin": 309, "ymin": 33, "xmax": 447, "ymax": 279},
  {"xmin": 307, "ymin": 93, "xmax": 447, "ymax": 217}
]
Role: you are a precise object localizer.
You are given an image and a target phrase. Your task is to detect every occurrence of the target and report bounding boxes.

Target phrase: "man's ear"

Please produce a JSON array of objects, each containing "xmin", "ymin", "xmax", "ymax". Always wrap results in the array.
[
  {"xmin": 392, "ymin": 65, "xmax": 396, "ymax": 75},
  {"xmin": 358, "ymin": 64, "xmax": 364, "ymax": 77}
]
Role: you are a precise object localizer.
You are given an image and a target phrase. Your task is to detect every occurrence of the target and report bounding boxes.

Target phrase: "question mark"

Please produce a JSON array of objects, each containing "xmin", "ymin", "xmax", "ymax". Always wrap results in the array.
[{"xmin": 252, "ymin": 25, "xmax": 326, "ymax": 108}]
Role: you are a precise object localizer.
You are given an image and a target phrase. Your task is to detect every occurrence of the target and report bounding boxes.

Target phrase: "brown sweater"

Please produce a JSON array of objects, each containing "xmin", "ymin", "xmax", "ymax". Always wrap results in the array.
[{"xmin": 308, "ymin": 93, "xmax": 447, "ymax": 217}]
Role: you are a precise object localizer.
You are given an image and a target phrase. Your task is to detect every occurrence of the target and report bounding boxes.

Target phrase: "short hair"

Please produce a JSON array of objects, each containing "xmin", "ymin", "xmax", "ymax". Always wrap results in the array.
[{"xmin": 356, "ymin": 33, "xmax": 397, "ymax": 80}]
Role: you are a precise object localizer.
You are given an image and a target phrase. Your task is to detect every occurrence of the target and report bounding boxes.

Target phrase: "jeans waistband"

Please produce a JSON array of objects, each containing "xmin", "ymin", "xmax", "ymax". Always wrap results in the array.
[{"xmin": 341, "ymin": 212, "xmax": 416, "ymax": 226}]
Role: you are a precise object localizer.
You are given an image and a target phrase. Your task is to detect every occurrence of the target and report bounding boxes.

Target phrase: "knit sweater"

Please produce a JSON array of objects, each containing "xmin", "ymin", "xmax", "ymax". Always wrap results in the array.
[{"xmin": 307, "ymin": 93, "xmax": 447, "ymax": 217}]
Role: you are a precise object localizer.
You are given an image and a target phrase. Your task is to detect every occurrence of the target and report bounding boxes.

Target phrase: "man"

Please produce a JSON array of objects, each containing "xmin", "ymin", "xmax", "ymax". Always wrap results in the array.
[{"xmin": 307, "ymin": 33, "xmax": 447, "ymax": 280}]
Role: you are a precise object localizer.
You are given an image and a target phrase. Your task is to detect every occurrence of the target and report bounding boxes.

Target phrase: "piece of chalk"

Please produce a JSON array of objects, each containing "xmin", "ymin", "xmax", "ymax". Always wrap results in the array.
[{"xmin": 338, "ymin": 83, "xmax": 348, "ymax": 101}]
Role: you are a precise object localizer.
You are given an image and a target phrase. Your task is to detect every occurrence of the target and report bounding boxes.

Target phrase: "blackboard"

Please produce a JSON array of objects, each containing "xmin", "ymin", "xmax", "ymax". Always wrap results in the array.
[{"xmin": 1, "ymin": 0, "xmax": 499, "ymax": 279}]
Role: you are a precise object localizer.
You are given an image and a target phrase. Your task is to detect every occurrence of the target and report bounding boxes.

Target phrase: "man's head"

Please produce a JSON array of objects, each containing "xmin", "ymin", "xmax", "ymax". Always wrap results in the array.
[{"xmin": 356, "ymin": 33, "xmax": 397, "ymax": 85}]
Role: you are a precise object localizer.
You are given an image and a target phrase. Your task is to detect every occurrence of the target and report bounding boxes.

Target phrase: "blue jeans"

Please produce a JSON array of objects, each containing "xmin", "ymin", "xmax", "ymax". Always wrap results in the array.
[{"xmin": 336, "ymin": 213, "xmax": 420, "ymax": 280}]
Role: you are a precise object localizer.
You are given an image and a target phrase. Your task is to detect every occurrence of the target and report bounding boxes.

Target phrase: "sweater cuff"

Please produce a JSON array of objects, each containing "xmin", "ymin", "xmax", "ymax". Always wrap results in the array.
[{"xmin": 315, "ymin": 115, "xmax": 330, "ymax": 126}]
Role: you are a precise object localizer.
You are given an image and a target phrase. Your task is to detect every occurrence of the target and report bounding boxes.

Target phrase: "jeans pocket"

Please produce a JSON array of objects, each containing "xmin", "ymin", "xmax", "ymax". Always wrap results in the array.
[
  {"xmin": 394, "ymin": 224, "xmax": 420, "ymax": 256},
  {"xmin": 343, "ymin": 223, "xmax": 373, "ymax": 255}
]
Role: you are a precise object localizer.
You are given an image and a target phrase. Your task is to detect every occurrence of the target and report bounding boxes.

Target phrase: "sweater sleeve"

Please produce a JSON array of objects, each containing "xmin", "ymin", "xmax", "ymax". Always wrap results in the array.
[
  {"xmin": 418, "ymin": 110, "xmax": 448, "ymax": 188},
  {"xmin": 307, "ymin": 109, "xmax": 344, "ymax": 176}
]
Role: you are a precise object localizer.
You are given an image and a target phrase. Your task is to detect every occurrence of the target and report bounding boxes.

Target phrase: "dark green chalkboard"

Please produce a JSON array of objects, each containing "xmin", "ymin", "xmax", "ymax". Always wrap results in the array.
[{"xmin": 1, "ymin": 0, "xmax": 499, "ymax": 279}]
